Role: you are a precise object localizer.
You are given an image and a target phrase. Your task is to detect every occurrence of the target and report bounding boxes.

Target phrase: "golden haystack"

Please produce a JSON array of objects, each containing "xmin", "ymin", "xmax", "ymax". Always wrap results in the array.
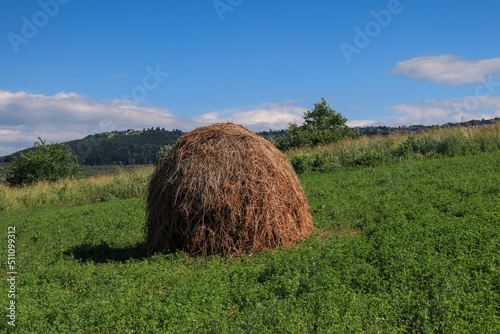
[{"xmin": 145, "ymin": 123, "xmax": 314, "ymax": 257}]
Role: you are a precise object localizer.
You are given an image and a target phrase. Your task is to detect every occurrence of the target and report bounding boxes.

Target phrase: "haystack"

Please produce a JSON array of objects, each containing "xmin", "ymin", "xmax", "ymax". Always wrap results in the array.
[{"xmin": 145, "ymin": 123, "xmax": 314, "ymax": 257}]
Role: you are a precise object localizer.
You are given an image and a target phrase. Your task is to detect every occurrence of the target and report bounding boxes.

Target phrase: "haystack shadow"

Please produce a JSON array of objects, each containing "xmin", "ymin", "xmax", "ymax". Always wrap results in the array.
[{"xmin": 64, "ymin": 241, "xmax": 173, "ymax": 263}]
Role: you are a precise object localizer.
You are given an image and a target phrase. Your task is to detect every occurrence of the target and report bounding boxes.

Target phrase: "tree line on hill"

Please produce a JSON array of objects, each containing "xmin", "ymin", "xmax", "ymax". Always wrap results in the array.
[
  {"xmin": 0, "ymin": 128, "xmax": 183, "ymax": 166},
  {"xmin": 0, "ymin": 127, "xmax": 290, "ymax": 166},
  {"xmin": 355, "ymin": 118, "xmax": 499, "ymax": 136},
  {"xmin": 67, "ymin": 128, "xmax": 184, "ymax": 165}
]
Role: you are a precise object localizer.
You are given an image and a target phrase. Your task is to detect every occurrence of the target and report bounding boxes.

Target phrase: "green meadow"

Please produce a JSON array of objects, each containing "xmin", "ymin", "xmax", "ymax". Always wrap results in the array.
[
  {"xmin": 0, "ymin": 153, "xmax": 500, "ymax": 333},
  {"xmin": 1, "ymin": 128, "xmax": 499, "ymax": 332}
]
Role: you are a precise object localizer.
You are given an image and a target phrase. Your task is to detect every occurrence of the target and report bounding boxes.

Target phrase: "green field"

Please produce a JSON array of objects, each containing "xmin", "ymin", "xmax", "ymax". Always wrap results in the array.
[{"xmin": 1, "ymin": 153, "xmax": 499, "ymax": 332}]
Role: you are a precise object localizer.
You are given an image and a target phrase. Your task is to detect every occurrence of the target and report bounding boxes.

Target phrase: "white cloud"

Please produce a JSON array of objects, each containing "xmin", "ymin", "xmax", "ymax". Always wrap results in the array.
[
  {"xmin": 0, "ymin": 90, "xmax": 190, "ymax": 156},
  {"xmin": 194, "ymin": 104, "xmax": 307, "ymax": 132},
  {"xmin": 390, "ymin": 55, "xmax": 500, "ymax": 85},
  {"xmin": 385, "ymin": 96, "xmax": 500, "ymax": 125},
  {"xmin": 0, "ymin": 90, "xmax": 308, "ymax": 156},
  {"xmin": 346, "ymin": 120, "xmax": 377, "ymax": 127}
]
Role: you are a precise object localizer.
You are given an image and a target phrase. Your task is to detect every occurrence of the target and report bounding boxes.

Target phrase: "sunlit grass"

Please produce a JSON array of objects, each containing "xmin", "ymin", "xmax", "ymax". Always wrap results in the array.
[
  {"xmin": 286, "ymin": 122, "xmax": 500, "ymax": 172},
  {"xmin": 0, "ymin": 165, "xmax": 154, "ymax": 211}
]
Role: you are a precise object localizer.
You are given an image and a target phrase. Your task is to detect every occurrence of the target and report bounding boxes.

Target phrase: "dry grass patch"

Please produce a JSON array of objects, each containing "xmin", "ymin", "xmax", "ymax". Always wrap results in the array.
[{"xmin": 0, "ymin": 166, "xmax": 153, "ymax": 211}]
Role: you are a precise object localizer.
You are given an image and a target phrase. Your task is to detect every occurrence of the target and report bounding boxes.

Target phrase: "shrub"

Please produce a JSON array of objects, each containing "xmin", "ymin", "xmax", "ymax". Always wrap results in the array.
[
  {"xmin": 155, "ymin": 144, "xmax": 174, "ymax": 164},
  {"xmin": 274, "ymin": 98, "xmax": 359, "ymax": 151},
  {"xmin": 6, "ymin": 138, "xmax": 81, "ymax": 186}
]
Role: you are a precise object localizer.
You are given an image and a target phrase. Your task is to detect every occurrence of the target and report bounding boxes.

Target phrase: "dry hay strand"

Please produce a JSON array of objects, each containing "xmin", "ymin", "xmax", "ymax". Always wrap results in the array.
[{"xmin": 145, "ymin": 122, "xmax": 314, "ymax": 257}]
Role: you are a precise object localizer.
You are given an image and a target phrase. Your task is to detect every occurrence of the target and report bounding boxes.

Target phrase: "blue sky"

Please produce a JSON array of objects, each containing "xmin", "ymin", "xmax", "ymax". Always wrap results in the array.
[{"xmin": 1, "ymin": 0, "xmax": 500, "ymax": 155}]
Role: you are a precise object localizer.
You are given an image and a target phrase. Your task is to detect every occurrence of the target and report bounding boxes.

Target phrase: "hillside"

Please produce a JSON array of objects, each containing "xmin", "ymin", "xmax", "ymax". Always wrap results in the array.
[
  {"xmin": 355, "ymin": 117, "xmax": 499, "ymax": 136},
  {"xmin": 67, "ymin": 128, "xmax": 183, "ymax": 165},
  {"xmin": 0, "ymin": 128, "xmax": 183, "ymax": 166},
  {"xmin": 0, "ymin": 127, "xmax": 288, "ymax": 167}
]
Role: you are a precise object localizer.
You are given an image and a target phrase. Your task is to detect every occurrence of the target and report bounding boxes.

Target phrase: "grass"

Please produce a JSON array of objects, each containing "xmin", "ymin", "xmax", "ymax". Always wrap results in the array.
[
  {"xmin": 79, "ymin": 164, "xmax": 145, "ymax": 178},
  {"xmin": 287, "ymin": 121, "xmax": 500, "ymax": 173},
  {"xmin": 1, "ymin": 152, "xmax": 499, "ymax": 332},
  {"xmin": 0, "ymin": 162, "xmax": 146, "ymax": 183},
  {"xmin": 0, "ymin": 166, "xmax": 153, "ymax": 211}
]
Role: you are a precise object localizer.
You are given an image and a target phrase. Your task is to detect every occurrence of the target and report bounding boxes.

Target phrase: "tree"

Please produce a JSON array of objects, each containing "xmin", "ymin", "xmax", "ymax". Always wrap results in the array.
[
  {"xmin": 303, "ymin": 98, "xmax": 348, "ymax": 130},
  {"xmin": 6, "ymin": 138, "xmax": 81, "ymax": 186},
  {"xmin": 274, "ymin": 98, "xmax": 358, "ymax": 150}
]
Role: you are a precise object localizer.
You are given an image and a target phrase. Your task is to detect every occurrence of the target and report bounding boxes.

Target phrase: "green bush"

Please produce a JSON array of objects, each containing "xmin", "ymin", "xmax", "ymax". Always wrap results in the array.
[
  {"xmin": 6, "ymin": 138, "xmax": 81, "ymax": 186},
  {"xmin": 155, "ymin": 144, "xmax": 174, "ymax": 164},
  {"xmin": 274, "ymin": 98, "xmax": 359, "ymax": 150}
]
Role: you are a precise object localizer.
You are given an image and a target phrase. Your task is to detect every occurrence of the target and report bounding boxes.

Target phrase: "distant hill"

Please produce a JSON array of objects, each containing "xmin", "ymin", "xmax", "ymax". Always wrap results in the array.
[
  {"xmin": 0, "ymin": 128, "xmax": 183, "ymax": 166},
  {"xmin": 0, "ymin": 127, "xmax": 287, "ymax": 166},
  {"xmin": 1, "ymin": 118, "xmax": 498, "ymax": 166},
  {"xmin": 355, "ymin": 117, "xmax": 500, "ymax": 136}
]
